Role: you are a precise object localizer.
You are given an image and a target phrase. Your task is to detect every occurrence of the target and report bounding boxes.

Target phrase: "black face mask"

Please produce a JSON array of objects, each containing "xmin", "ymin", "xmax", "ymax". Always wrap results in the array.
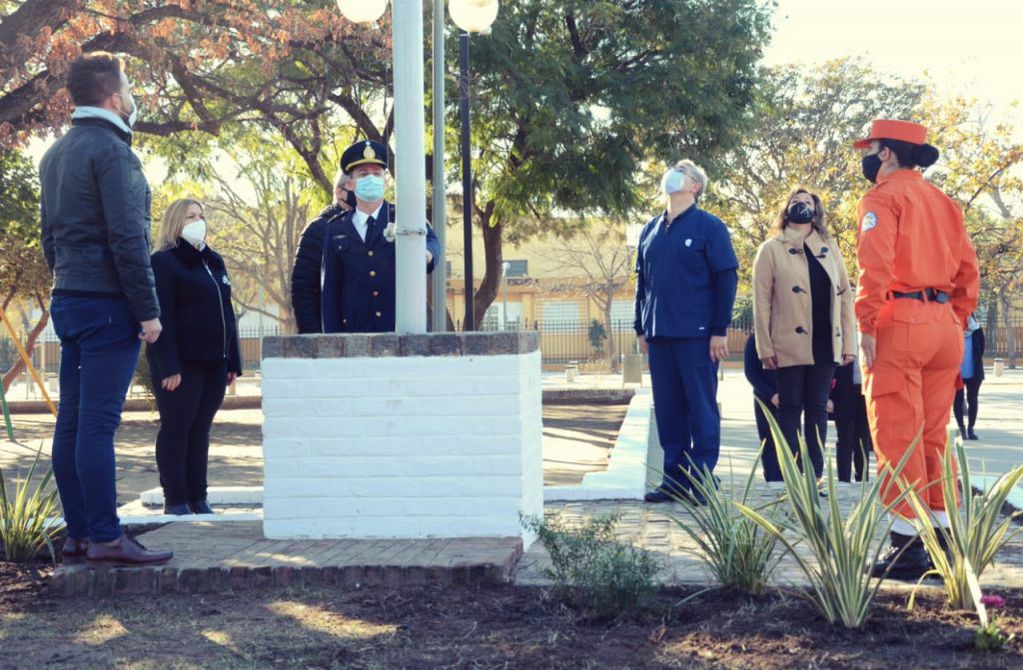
[
  {"xmin": 861, "ymin": 153, "xmax": 882, "ymax": 183},
  {"xmin": 787, "ymin": 202, "xmax": 815, "ymax": 224}
]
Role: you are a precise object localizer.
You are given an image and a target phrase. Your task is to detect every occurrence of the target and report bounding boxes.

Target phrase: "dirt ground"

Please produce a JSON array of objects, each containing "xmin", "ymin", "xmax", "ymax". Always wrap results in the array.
[
  {"xmin": 2, "ymin": 562, "xmax": 1022, "ymax": 669},
  {"xmin": 0, "ymin": 403, "xmax": 627, "ymax": 506}
]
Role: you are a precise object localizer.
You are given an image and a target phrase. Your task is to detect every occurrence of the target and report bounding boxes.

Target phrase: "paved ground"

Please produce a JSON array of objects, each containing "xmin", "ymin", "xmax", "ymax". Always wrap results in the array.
[
  {"xmin": 518, "ymin": 368, "xmax": 1023, "ymax": 588},
  {"xmin": 7, "ymin": 368, "xmax": 1023, "ymax": 592}
]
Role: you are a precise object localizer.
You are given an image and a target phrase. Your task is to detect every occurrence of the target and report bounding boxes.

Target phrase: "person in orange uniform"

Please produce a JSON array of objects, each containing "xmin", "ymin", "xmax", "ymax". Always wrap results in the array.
[{"xmin": 854, "ymin": 120, "xmax": 980, "ymax": 580}]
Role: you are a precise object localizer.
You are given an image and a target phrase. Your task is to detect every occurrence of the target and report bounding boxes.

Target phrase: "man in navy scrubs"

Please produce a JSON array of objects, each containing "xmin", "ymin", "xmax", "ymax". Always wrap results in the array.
[{"xmin": 635, "ymin": 159, "xmax": 738, "ymax": 503}]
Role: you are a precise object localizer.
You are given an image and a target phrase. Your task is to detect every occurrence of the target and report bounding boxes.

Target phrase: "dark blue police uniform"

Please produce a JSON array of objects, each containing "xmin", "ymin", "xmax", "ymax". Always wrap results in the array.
[
  {"xmin": 635, "ymin": 203, "xmax": 738, "ymax": 490},
  {"xmin": 320, "ymin": 201, "xmax": 440, "ymax": 333}
]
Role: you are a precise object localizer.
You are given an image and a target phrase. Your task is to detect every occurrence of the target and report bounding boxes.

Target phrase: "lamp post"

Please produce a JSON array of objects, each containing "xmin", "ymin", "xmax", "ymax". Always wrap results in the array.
[
  {"xmin": 431, "ymin": 0, "xmax": 447, "ymax": 332},
  {"xmin": 335, "ymin": 0, "xmax": 499, "ymax": 333},
  {"xmin": 449, "ymin": 0, "xmax": 499, "ymax": 331}
]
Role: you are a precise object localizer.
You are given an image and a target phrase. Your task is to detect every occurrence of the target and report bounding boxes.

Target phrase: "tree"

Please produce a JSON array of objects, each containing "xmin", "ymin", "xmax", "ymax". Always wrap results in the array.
[
  {"xmin": 923, "ymin": 94, "xmax": 1023, "ymax": 366},
  {"xmin": 0, "ymin": 149, "xmax": 51, "ymax": 392},
  {"xmin": 533, "ymin": 222, "xmax": 633, "ymax": 371},
  {"xmin": 712, "ymin": 58, "xmax": 925, "ymax": 288},
  {"xmin": 199, "ymin": 139, "xmax": 313, "ymax": 334},
  {"xmin": 456, "ymin": 0, "xmax": 773, "ymax": 325}
]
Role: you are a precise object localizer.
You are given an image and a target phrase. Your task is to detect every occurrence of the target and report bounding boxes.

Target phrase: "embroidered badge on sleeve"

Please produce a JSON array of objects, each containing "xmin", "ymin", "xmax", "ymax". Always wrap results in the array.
[{"xmin": 861, "ymin": 211, "xmax": 878, "ymax": 233}]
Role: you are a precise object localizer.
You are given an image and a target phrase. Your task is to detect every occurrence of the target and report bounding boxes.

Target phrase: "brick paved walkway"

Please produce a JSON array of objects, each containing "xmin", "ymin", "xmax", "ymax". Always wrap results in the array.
[{"xmin": 54, "ymin": 522, "xmax": 522, "ymax": 596}]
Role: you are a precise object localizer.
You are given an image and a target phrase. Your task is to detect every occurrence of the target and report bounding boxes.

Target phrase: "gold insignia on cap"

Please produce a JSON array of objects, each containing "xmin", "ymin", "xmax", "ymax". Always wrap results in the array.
[{"xmin": 363, "ymin": 143, "xmax": 376, "ymax": 160}]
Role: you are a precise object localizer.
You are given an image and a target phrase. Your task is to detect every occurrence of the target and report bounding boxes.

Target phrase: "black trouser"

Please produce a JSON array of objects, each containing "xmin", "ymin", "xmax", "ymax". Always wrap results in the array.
[
  {"xmin": 754, "ymin": 395, "xmax": 783, "ymax": 482},
  {"xmin": 953, "ymin": 376, "xmax": 983, "ymax": 431},
  {"xmin": 150, "ymin": 359, "xmax": 227, "ymax": 506},
  {"xmin": 776, "ymin": 361, "xmax": 834, "ymax": 478},
  {"xmin": 831, "ymin": 363, "xmax": 872, "ymax": 482}
]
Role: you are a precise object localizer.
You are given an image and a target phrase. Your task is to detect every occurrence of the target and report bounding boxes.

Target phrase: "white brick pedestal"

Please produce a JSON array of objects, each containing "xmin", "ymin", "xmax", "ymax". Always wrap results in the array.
[{"xmin": 261, "ymin": 332, "xmax": 542, "ymax": 545}]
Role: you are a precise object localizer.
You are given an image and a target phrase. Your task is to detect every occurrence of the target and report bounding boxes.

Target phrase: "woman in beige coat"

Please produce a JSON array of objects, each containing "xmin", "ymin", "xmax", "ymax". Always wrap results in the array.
[{"xmin": 753, "ymin": 188, "xmax": 856, "ymax": 479}]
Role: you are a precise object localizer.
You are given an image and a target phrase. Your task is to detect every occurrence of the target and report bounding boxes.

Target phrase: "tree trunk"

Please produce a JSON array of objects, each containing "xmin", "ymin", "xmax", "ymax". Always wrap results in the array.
[
  {"xmin": 1000, "ymin": 287, "xmax": 1016, "ymax": 369},
  {"xmin": 604, "ymin": 295, "xmax": 618, "ymax": 373},
  {"xmin": 472, "ymin": 209, "xmax": 502, "ymax": 327},
  {"xmin": 1, "ymin": 306, "xmax": 49, "ymax": 393}
]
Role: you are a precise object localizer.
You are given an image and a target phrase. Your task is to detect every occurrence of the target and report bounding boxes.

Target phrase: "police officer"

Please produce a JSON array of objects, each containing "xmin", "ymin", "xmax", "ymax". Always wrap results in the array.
[
  {"xmin": 635, "ymin": 159, "xmax": 738, "ymax": 503},
  {"xmin": 853, "ymin": 120, "xmax": 980, "ymax": 580},
  {"xmin": 320, "ymin": 140, "xmax": 440, "ymax": 332}
]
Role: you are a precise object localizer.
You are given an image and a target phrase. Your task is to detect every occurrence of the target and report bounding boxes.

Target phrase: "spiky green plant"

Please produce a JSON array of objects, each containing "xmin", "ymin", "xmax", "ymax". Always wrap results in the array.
[
  {"xmin": 737, "ymin": 399, "xmax": 917, "ymax": 628},
  {"xmin": 0, "ymin": 449, "xmax": 64, "ymax": 563},
  {"xmin": 664, "ymin": 455, "xmax": 785, "ymax": 596},
  {"xmin": 906, "ymin": 436, "xmax": 1023, "ymax": 611}
]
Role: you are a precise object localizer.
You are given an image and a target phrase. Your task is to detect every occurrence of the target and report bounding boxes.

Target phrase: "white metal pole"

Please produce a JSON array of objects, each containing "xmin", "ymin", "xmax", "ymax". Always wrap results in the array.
[
  {"xmin": 430, "ymin": 0, "xmax": 447, "ymax": 332},
  {"xmin": 393, "ymin": 0, "xmax": 428, "ymax": 333}
]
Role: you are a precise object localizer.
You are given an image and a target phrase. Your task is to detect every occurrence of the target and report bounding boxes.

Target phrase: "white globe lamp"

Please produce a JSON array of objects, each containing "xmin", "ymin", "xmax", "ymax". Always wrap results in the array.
[
  {"xmin": 336, "ymin": 0, "xmax": 388, "ymax": 24},
  {"xmin": 449, "ymin": 0, "xmax": 499, "ymax": 34}
]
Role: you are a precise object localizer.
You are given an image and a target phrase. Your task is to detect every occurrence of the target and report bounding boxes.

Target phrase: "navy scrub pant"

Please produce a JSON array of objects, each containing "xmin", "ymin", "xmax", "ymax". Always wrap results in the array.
[{"xmin": 648, "ymin": 337, "xmax": 720, "ymax": 490}]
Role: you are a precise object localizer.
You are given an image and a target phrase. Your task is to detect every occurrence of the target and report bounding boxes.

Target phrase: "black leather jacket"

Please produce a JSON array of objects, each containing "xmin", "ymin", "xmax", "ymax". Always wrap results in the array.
[{"xmin": 40, "ymin": 117, "xmax": 159, "ymax": 321}]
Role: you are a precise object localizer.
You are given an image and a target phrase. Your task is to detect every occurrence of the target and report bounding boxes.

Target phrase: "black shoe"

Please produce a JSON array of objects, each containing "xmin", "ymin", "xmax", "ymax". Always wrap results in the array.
[
  {"xmin": 188, "ymin": 500, "xmax": 215, "ymax": 515},
  {"xmin": 967, "ymin": 428, "xmax": 979, "ymax": 440},
  {"xmin": 644, "ymin": 487, "xmax": 677, "ymax": 504},
  {"xmin": 163, "ymin": 503, "xmax": 192, "ymax": 515},
  {"xmin": 958, "ymin": 427, "xmax": 967, "ymax": 442},
  {"xmin": 928, "ymin": 528, "xmax": 953, "ymax": 569},
  {"xmin": 870, "ymin": 532, "xmax": 932, "ymax": 581}
]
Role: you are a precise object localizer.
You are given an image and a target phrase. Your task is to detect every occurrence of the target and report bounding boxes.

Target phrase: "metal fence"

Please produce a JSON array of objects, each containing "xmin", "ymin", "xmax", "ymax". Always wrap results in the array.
[{"xmin": 12, "ymin": 310, "xmax": 1023, "ymax": 376}]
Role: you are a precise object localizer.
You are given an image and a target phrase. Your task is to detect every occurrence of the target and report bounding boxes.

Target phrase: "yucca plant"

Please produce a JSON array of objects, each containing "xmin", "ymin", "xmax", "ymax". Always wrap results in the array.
[
  {"xmin": 906, "ymin": 436, "xmax": 1023, "ymax": 611},
  {"xmin": 737, "ymin": 399, "xmax": 917, "ymax": 628},
  {"xmin": 664, "ymin": 455, "xmax": 785, "ymax": 596},
  {"xmin": 0, "ymin": 449, "xmax": 64, "ymax": 563}
]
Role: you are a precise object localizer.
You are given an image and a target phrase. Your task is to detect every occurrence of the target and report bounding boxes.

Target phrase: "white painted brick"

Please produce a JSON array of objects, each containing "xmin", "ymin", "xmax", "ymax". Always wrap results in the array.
[{"xmin": 456, "ymin": 477, "xmax": 521, "ymax": 498}]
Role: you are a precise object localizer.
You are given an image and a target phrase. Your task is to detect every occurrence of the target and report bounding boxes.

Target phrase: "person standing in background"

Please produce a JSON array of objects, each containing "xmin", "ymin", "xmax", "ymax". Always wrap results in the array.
[
  {"xmin": 953, "ymin": 313, "xmax": 985, "ymax": 441},
  {"xmin": 635, "ymin": 159, "xmax": 738, "ymax": 504},
  {"xmin": 148, "ymin": 199, "xmax": 242, "ymax": 515},
  {"xmin": 744, "ymin": 333, "xmax": 781, "ymax": 482}
]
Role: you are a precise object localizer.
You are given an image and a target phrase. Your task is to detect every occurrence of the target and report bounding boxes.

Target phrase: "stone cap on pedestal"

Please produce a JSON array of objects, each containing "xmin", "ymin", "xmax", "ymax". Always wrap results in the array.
[{"xmin": 262, "ymin": 331, "xmax": 540, "ymax": 359}]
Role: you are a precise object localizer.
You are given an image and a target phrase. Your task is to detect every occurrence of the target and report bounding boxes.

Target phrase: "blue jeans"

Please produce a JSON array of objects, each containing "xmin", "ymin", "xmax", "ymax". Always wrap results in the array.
[
  {"xmin": 50, "ymin": 295, "xmax": 141, "ymax": 543},
  {"xmin": 648, "ymin": 337, "xmax": 720, "ymax": 489}
]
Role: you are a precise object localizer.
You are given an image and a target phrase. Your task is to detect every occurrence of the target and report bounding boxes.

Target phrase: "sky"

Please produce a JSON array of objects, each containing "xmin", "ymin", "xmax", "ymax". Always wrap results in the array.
[{"xmin": 765, "ymin": 0, "xmax": 1023, "ymax": 120}]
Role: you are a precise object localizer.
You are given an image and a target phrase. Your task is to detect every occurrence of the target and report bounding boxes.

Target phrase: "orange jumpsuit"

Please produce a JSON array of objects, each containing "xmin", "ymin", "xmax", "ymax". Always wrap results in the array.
[{"xmin": 856, "ymin": 169, "xmax": 979, "ymax": 520}]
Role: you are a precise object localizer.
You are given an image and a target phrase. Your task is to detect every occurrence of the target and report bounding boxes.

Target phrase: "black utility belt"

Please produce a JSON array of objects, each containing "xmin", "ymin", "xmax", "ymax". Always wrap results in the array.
[{"xmin": 891, "ymin": 289, "xmax": 950, "ymax": 304}]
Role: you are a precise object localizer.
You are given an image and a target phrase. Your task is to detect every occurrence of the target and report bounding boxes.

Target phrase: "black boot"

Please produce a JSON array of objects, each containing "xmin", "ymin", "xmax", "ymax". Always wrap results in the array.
[
  {"xmin": 870, "ymin": 532, "xmax": 932, "ymax": 581},
  {"xmin": 967, "ymin": 427, "xmax": 979, "ymax": 440},
  {"xmin": 188, "ymin": 500, "xmax": 215, "ymax": 515},
  {"xmin": 163, "ymin": 502, "xmax": 192, "ymax": 515}
]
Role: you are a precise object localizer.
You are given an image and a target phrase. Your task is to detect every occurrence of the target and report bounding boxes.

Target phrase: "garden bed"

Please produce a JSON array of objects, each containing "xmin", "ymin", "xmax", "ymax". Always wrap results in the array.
[{"xmin": 1, "ymin": 564, "xmax": 1021, "ymax": 668}]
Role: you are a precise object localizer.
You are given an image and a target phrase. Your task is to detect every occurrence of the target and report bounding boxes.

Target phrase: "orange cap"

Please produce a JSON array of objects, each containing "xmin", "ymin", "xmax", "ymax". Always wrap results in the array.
[{"xmin": 853, "ymin": 119, "xmax": 929, "ymax": 149}]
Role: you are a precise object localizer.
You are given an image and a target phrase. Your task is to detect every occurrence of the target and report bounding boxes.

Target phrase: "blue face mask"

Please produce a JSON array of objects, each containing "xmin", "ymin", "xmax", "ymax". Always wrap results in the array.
[{"xmin": 354, "ymin": 174, "xmax": 386, "ymax": 202}]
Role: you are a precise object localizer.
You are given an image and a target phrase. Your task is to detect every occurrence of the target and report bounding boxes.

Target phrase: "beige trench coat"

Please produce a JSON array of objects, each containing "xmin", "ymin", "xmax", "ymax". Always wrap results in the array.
[{"xmin": 752, "ymin": 227, "xmax": 856, "ymax": 367}]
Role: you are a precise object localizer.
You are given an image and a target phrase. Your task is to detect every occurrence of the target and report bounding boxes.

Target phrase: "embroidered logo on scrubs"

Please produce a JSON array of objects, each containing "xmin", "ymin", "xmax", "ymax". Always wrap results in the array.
[
  {"xmin": 861, "ymin": 211, "xmax": 878, "ymax": 233},
  {"xmin": 685, "ymin": 238, "xmax": 693, "ymax": 247}
]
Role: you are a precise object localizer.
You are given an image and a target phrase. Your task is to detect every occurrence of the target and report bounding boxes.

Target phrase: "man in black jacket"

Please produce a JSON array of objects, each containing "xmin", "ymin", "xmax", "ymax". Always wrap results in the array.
[
  {"xmin": 291, "ymin": 169, "xmax": 354, "ymax": 333},
  {"xmin": 40, "ymin": 52, "xmax": 172, "ymax": 566}
]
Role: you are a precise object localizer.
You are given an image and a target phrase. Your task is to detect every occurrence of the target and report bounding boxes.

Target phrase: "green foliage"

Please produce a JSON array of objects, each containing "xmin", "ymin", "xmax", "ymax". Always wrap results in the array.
[
  {"xmin": 521, "ymin": 512, "xmax": 661, "ymax": 619},
  {"xmin": 738, "ymin": 400, "xmax": 917, "ymax": 628},
  {"xmin": 0, "ymin": 449, "xmax": 63, "ymax": 563},
  {"xmin": 587, "ymin": 319, "xmax": 607, "ymax": 352},
  {"xmin": 905, "ymin": 438, "xmax": 1023, "ymax": 612},
  {"xmin": 976, "ymin": 620, "xmax": 1015, "ymax": 652},
  {"xmin": 667, "ymin": 460, "xmax": 784, "ymax": 596},
  {"xmin": 0, "ymin": 150, "xmax": 49, "ymax": 305},
  {"xmin": 714, "ymin": 58, "xmax": 925, "ymax": 287}
]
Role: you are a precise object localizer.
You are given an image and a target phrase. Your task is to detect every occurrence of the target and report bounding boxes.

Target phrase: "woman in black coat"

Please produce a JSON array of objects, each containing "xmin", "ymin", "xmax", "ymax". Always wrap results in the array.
[
  {"xmin": 954, "ymin": 314, "xmax": 985, "ymax": 440},
  {"xmin": 147, "ymin": 199, "xmax": 242, "ymax": 515}
]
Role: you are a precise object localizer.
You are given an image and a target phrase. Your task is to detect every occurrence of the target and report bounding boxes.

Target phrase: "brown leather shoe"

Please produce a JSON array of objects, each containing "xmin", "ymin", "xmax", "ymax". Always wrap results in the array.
[
  {"xmin": 86, "ymin": 534, "xmax": 173, "ymax": 567},
  {"xmin": 61, "ymin": 537, "xmax": 90, "ymax": 563}
]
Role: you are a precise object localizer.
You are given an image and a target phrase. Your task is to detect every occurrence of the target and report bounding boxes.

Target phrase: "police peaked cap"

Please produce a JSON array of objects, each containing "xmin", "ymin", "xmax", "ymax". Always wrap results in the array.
[{"xmin": 341, "ymin": 140, "xmax": 389, "ymax": 173}]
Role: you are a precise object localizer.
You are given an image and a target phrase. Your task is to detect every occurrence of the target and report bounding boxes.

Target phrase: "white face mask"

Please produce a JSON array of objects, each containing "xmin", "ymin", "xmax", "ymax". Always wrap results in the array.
[
  {"xmin": 181, "ymin": 219, "xmax": 207, "ymax": 249},
  {"xmin": 119, "ymin": 89, "xmax": 138, "ymax": 128},
  {"xmin": 661, "ymin": 167, "xmax": 687, "ymax": 195}
]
